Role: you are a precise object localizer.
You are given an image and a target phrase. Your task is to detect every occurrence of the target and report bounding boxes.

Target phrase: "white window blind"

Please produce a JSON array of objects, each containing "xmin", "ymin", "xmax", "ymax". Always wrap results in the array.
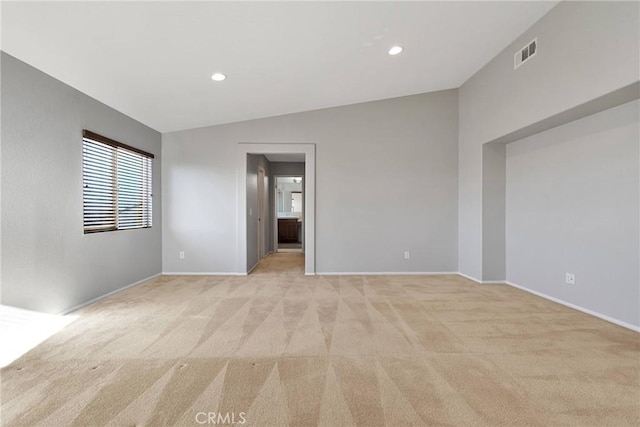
[{"xmin": 82, "ymin": 130, "xmax": 153, "ymax": 233}]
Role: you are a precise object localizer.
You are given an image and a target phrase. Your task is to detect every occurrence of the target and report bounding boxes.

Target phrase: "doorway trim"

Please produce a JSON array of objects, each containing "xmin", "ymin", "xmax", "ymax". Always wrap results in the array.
[{"xmin": 237, "ymin": 143, "xmax": 316, "ymax": 275}]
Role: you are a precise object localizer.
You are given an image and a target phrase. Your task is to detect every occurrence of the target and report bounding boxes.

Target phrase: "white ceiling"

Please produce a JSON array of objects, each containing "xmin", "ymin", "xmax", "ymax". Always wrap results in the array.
[{"xmin": 1, "ymin": 1, "xmax": 557, "ymax": 133}]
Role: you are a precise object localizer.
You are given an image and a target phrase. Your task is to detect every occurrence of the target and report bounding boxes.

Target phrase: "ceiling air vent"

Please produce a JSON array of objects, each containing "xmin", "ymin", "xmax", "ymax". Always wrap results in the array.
[{"xmin": 514, "ymin": 38, "xmax": 537, "ymax": 70}]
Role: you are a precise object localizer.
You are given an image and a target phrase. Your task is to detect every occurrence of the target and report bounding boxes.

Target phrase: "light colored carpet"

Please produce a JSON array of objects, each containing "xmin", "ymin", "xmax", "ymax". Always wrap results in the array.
[{"xmin": 1, "ymin": 253, "xmax": 639, "ymax": 426}]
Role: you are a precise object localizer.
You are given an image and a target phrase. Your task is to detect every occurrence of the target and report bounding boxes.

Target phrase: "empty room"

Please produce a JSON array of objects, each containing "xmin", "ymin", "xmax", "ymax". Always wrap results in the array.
[{"xmin": 1, "ymin": 1, "xmax": 639, "ymax": 426}]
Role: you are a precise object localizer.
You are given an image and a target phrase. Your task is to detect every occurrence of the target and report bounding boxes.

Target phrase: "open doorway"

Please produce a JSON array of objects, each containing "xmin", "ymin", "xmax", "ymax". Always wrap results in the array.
[
  {"xmin": 237, "ymin": 143, "xmax": 316, "ymax": 275},
  {"xmin": 275, "ymin": 176, "xmax": 303, "ymax": 253}
]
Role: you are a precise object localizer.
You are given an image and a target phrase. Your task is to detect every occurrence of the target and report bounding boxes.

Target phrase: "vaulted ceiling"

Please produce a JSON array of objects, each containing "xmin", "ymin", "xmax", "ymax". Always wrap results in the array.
[{"xmin": 2, "ymin": 1, "xmax": 557, "ymax": 132}]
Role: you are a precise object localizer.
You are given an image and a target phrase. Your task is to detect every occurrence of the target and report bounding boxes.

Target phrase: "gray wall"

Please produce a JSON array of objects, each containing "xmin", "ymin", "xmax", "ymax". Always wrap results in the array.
[
  {"xmin": 459, "ymin": 1, "xmax": 640, "ymax": 280},
  {"xmin": 481, "ymin": 142, "xmax": 506, "ymax": 281},
  {"xmin": 246, "ymin": 154, "xmax": 270, "ymax": 270},
  {"xmin": 1, "ymin": 52, "xmax": 162, "ymax": 314},
  {"xmin": 162, "ymin": 90, "xmax": 459, "ymax": 273},
  {"xmin": 506, "ymin": 100, "xmax": 639, "ymax": 328}
]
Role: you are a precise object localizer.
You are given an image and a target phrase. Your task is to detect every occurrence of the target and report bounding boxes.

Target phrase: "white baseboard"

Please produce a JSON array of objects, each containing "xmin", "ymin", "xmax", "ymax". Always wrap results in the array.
[
  {"xmin": 506, "ymin": 280, "xmax": 640, "ymax": 333},
  {"xmin": 316, "ymin": 271, "xmax": 458, "ymax": 276},
  {"xmin": 162, "ymin": 272, "xmax": 243, "ymax": 276},
  {"xmin": 60, "ymin": 273, "xmax": 161, "ymax": 315},
  {"xmin": 457, "ymin": 272, "xmax": 505, "ymax": 284},
  {"xmin": 457, "ymin": 272, "xmax": 481, "ymax": 283},
  {"xmin": 247, "ymin": 262, "xmax": 259, "ymax": 275}
]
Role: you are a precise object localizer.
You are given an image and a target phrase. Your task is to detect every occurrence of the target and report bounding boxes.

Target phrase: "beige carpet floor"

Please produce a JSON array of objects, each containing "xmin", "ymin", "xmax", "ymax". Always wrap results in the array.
[{"xmin": 1, "ymin": 253, "xmax": 639, "ymax": 426}]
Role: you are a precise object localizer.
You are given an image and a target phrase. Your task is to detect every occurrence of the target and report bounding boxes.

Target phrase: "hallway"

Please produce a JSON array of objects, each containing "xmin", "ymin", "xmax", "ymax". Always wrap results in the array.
[{"xmin": 252, "ymin": 253, "xmax": 304, "ymax": 275}]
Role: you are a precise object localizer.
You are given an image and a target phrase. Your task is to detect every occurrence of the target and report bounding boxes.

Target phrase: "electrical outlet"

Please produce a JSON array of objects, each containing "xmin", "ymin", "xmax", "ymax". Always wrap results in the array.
[
  {"xmin": 565, "ymin": 273, "xmax": 575, "ymax": 285},
  {"xmin": 179, "ymin": 251, "xmax": 185, "ymax": 259},
  {"xmin": 404, "ymin": 251, "xmax": 410, "ymax": 260}
]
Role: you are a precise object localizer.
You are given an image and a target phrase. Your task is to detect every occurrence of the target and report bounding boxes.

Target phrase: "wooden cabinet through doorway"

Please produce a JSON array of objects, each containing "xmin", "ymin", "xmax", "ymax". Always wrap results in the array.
[{"xmin": 278, "ymin": 218, "xmax": 298, "ymax": 243}]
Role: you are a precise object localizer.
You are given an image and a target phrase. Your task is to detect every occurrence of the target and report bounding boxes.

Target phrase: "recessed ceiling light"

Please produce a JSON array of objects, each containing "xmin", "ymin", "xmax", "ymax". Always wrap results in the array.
[
  {"xmin": 211, "ymin": 73, "xmax": 226, "ymax": 81},
  {"xmin": 388, "ymin": 46, "xmax": 403, "ymax": 56}
]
